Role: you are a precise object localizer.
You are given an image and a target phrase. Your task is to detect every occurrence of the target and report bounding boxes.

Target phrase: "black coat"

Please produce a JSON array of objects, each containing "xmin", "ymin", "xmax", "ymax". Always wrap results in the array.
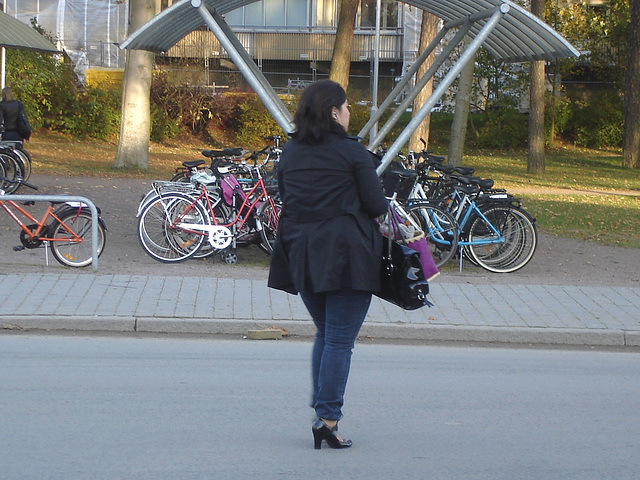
[
  {"xmin": 0, "ymin": 100, "xmax": 22, "ymax": 133},
  {"xmin": 268, "ymin": 133, "xmax": 389, "ymax": 295}
]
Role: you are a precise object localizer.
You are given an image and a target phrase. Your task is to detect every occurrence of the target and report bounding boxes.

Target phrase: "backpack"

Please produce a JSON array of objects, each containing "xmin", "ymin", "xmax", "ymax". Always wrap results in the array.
[{"xmin": 17, "ymin": 104, "xmax": 31, "ymax": 140}]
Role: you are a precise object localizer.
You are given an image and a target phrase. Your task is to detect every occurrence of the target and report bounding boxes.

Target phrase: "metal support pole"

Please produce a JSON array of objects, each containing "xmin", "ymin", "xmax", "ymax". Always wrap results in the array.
[
  {"xmin": 2, "ymin": 194, "xmax": 101, "ymax": 271},
  {"xmin": 376, "ymin": 4, "xmax": 509, "ymax": 176},
  {"xmin": 367, "ymin": 21, "xmax": 472, "ymax": 151},
  {"xmin": 370, "ymin": 0, "xmax": 382, "ymax": 141},
  {"xmin": 192, "ymin": 0, "xmax": 294, "ymax": 134},
  {"xmin": 359, "ymin": 25, "xmax": 449, "ymax": 140}
]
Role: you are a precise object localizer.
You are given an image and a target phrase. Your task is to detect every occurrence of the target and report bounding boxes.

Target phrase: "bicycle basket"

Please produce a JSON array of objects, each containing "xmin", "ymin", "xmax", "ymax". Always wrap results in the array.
[{"xmin": 382, "ymin": 169, "xmax": 417, "ymax": 201}]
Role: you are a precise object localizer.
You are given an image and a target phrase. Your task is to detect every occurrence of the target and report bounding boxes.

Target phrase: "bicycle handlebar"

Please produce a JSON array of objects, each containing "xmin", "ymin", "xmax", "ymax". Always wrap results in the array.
[{"xmin": 0, "ymin": 175, "xmax": 38, "ymax": 191}]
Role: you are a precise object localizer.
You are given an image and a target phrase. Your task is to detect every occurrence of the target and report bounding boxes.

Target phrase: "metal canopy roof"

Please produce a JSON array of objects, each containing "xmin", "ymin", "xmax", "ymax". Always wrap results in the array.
[
  {"xmin": 0, "ymin": 11, "xmax": 59, "ymax": 53},
  {"xmin": 121, "ymin": 0, "xmax": 578, "ymax": 63},
  {"xmin": 121, "ymin": 0, "xmax": 579, "ymax": 173}
]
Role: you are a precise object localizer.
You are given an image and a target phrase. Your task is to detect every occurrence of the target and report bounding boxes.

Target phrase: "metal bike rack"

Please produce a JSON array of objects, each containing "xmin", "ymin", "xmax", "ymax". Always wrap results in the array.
[{"xmin": 1, "ymin": 194, "xmax": 101, "ymax": 272}]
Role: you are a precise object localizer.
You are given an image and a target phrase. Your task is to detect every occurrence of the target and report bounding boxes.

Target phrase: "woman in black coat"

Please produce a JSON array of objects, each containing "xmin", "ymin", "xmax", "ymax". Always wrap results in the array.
[
  {"xmin": 0, "ymin": 87, "xmax": 29, "ymax": 141},
  {"xmin": 268, "ymin": 80, "xmax": 388, "ymax": 449}
]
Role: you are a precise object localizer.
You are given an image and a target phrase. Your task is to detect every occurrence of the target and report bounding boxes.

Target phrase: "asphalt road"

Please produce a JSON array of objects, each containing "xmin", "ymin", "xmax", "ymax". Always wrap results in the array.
[
  {"xmin": 2, "ymin": 333, "xmax": 639, "ymax": 480},
  {"xmin": 2, "ymin": 173, "xmax": 639, "ymax": 287}
]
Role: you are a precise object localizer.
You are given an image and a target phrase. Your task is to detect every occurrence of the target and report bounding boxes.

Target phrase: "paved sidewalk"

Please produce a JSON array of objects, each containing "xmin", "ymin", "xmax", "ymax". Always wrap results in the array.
[{"xmin": 1, "ymin": 273, "xmax": 639, "ymax": 346}]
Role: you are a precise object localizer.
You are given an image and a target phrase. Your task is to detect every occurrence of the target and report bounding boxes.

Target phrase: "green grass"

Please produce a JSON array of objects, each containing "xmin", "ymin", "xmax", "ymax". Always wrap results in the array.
[
  {"xmin": 522, "ymin": 194, "xmax": 640, "ymax": 248},
  {"xmin": 456, "ymin": 147, "xmax": 640, "ymax": 249},
  {"xmin": 462, "ymin": 147, "xmax": 640, "ymax": 192}
]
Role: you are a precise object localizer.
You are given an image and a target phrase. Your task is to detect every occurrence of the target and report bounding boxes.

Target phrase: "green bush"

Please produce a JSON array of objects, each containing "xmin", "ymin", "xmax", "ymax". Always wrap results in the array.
[
  {"xmin": 150, "ymin": 102, "xmax": 182, "ymax": 142},
  {"xmin": 565, "ymin": 90, "xmax": 624, "ymax": 148},
  {"xmin": 348, "ymin": 103, "xmax": 371, "ymax": 135},
  {"xmin": 66, "ymin": 87, "xmax": 121, "ymax": 139},
  {"xmin": 545, "ymin": 93, "xmax": 572, "ymax": 142},
  {"xmin": 467, "ymin": 108, "xmax": 528, "ymax": 149},
  {"xmin": 233, "ymin": 95, "xmax": 286, "ymax": 149},
  {"xmin": 6, "ymin": 48, "xmax": 78, "ymax": 130}
]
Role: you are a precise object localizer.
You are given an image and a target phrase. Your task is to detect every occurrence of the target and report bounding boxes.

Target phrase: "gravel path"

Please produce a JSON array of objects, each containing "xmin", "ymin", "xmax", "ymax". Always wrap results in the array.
[{"xmin": 1, "ymin": 174, "xmax": 638, "ymax": 288}]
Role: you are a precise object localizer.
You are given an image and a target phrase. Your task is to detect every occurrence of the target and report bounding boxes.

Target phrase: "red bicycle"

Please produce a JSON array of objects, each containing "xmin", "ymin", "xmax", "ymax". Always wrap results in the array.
[
  {"xmin": 1, "ymin": 176, "xmax": 107, "ymax": 267},
  {"xmin": 137, "ymin": 156, "xmax": 280, "ymax": 264}
]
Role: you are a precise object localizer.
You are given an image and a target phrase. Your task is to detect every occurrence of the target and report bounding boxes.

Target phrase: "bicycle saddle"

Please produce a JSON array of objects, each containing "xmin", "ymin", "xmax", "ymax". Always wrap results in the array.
[
  {"xmin": 201, "ymin": 148, "xmax": 243, "ymax": 158},
  {"xmin": 182, "ymin": 160, "xmax": 205, "ymax": 168}
]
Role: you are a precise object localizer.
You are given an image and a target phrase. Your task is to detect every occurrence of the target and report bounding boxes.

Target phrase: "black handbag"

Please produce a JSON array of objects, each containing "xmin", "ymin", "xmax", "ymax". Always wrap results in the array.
[
  {"xmin": 17, "ymin": 105, "xmax": 32, "ymax": 140},
  {"xmin": 376, "ymin": 235, "xmax": 432, "ymax": 310}
]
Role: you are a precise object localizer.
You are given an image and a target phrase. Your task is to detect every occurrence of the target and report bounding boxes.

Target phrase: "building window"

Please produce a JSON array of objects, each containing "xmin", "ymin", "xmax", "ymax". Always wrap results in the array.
[
  {"xmin": 226, "ymin": 0, "xmax": 397, "ymax": 30},
  {"xmin": 265, "ymin": 0, "xmax": 286, "ymax": 26},
  {"xmin": 287, "ymin": 0, "xmax": 308, "ymax": 26},
  {"xmin": 358, "ymin": 0, "xmax": 398, "ymax": 29},
  {"xmin": 315, "ymin": 0, "xmax": 336, "ymax": 27}
]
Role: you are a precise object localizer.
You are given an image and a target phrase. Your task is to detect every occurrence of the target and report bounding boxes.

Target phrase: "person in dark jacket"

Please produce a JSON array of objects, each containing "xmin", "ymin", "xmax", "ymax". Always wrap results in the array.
[
  {"xmin": 268, "ymin": 80, "xmax": 388, "ymax": 449},
  {"xmin": 0, "ymin": 86, "xmax": 28, "ymax": 141}
]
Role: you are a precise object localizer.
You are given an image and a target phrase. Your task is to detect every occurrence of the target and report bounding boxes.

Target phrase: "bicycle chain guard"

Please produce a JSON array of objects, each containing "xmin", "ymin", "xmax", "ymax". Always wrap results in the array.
[
  {"xmin": 20, "ymin": 224, "xmax": 48, "ymax": 249},
  {"xmin": 207, "ymin": 225, "xmax": 233, "ymax": 250}
]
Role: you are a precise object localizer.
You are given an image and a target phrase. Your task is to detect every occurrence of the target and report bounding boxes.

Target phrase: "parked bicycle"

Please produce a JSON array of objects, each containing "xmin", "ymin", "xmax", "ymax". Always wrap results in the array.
[
  {"xmin": 137, "ymin": 152, "xmax": 281, "ymax": 264},
  {"xmin": 382, "ymin": 144, "xmax": 537, "ymax": 273},
  {"xmin": 0, "ymin": 176, "xmax": 107, "ymax": 267},
  {"xmin": 170, "ymin": 135, "xmax": 283, "ymax": 194}
]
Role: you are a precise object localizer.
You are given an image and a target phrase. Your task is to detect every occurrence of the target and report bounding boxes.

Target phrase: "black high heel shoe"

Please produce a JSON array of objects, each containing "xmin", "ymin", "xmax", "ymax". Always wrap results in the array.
[{"xmin": 312, "ymin": 418, "xmax": 352, "ymax": 450}]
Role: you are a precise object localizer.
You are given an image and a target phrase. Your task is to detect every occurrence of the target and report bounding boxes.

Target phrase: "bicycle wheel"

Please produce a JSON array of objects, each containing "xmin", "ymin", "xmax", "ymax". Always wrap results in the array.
[
  {"xmin": 137, "ymin": 193, "xmax": 207, "ymax": 263},
  {"xmin": 0, "ymin": 159, "xmax": 7, "ymax": 189},
  {"xmin": 49, "ymin": 209, "xmax": 106, "ymax": 267},
  {"xmin": 12, "ymin": 147, "xmax": 31, "ymax": 182},
  {"xmin": 257, "ymin": 200, "xmax": 281, "ymax": 255},
  {"xmin": 405, "ymin": 201, "xmax": 459, "ymax": 268},
  {"xmin": 0, "ymin": 150, "xmax": 23, "ymax": 192},
  {"xmin": 467, "ymin": 207, "xmax": 537, "ymax": 273},
  {"xmin": 170, "ymin": 171, "xmax": 188, "ymax": 183}
]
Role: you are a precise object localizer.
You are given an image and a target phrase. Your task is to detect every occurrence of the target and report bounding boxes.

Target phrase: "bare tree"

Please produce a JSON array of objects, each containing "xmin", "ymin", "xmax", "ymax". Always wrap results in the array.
[
  {"xmin": 527, "ymin": 0, "xmax": 546, "ymax": 174},
  {"xmin": 114, "ymin": 0, "xmax": 159, "ymax": 170},
  {"xmin": 409, "ymin": 12, "xmax": 439, "ymax": 153},
  {"xmin": 448, "ymin": 50, "xmax": 476, "ymax": 166},
  {"xmin": 329, "ymin": 0, "xmax": 359, "ymax": 90},
  {"xmin": 623, "ymin": 0, "xmax": 640, "ymax": 169}
]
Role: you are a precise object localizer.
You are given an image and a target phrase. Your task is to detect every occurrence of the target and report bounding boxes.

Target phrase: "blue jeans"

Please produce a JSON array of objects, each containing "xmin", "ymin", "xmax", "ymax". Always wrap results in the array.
[{"xmin": 300, "ymin": 288, "xmax": 372, "ymax": 421}]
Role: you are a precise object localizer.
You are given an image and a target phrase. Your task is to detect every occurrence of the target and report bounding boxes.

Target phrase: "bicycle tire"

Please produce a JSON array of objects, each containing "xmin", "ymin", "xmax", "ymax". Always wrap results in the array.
[
  {"xmin": 257, "ymin": 200, "xmax": 281, "ymax": 255},
  {"xmin": 137, "ymin": 193, "xmax": 207, "ymax": 263},
  {"xmin": 405, "ymin": 201, "xmax": 459, "ymax": 268},
  {"xmin": 169, "ymin": 171, "xmax": 188, "ymax": 183},
  {"xmin": 49, "ymin": 209, "xmax": 106, "ymax": 267},
  {"xmin": 0, "ymin": 159, "xmax": 7, "ymax": 190},
  {"xmin": 12, "ymin": 147, "xmax": 31, "ymax": 182},
  {"xmin": 467, "ymin": 206, "xmax": 537, "ymax": 273},
  {"xmin": 0, "ymin": 150, "xmax": 24, "ymax": 192}
]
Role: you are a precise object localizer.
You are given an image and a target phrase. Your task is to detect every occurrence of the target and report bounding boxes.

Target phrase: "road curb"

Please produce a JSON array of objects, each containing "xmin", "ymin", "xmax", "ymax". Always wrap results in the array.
[{"xmin": 2, "ymin": 315, "xmax": 637, "ymax": 347}]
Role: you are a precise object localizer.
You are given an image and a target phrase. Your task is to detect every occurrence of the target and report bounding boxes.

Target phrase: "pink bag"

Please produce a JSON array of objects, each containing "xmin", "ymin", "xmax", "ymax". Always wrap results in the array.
[
  {"xmin": 220, "ymin": 175, "xmax": 246, "ymax": 206},
  {"xmin": 388, "ymin": 208, "xmax": 440, "ymax": 282},
  {"xmin": 405, "ymin": 232, "xmax": 440, "ymax": 282}
]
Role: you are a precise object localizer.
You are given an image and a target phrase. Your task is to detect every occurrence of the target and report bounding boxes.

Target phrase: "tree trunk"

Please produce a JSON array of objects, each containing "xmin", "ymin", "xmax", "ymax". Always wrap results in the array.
[
  {"xmin": 329, "ymin": 0, "xmax": 359, "ymax": 90},
  {"xmin": 448, "ymin": 50, "xmax": 475, "ymax": 167},
  {"xmin": 114, "ymin": 0, "xmax": 158, "ymax": 170},
  {"xmin": 528, "ymin": 60, "xmax": 546, "ymax": 174},
  {"xmin": 408, "ymin": 12, "xmax": 438, "ymax": 153},
  {"xmin": 527, "ymin": 0, "xmax": 546, "ymax": 174},
  {"xmin": 623, "ymin": 0, "xmax": 640, "ymax": 169}
]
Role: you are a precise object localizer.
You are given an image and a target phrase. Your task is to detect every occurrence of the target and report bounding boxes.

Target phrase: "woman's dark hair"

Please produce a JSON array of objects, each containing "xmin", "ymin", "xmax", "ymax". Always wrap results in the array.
[
  {"xmin": 2, "ymin": 87, "xmax": 14, "ymax": 102},
  {"xmin": 292, "ymin": 80, "xmax": 347, "ymax": 144}
]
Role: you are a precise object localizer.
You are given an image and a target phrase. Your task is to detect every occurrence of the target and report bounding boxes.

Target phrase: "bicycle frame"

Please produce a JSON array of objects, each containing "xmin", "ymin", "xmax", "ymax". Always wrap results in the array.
[
  {"xmin": 0, "ymin": 199, "xmax": 85, "ymax": 244},
  {"xmin": 166, "ymin": 169, "xmax": 278, "ymax": 245},
  {"xmin": 450, "ymin": 192, "xmax": 505, "ymax": 247}
]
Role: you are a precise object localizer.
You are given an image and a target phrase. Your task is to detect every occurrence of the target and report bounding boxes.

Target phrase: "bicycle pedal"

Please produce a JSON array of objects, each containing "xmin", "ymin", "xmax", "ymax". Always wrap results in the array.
[{"xmin": 13, "ymin": 245, "xmax": 25, "ymax": 251}]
